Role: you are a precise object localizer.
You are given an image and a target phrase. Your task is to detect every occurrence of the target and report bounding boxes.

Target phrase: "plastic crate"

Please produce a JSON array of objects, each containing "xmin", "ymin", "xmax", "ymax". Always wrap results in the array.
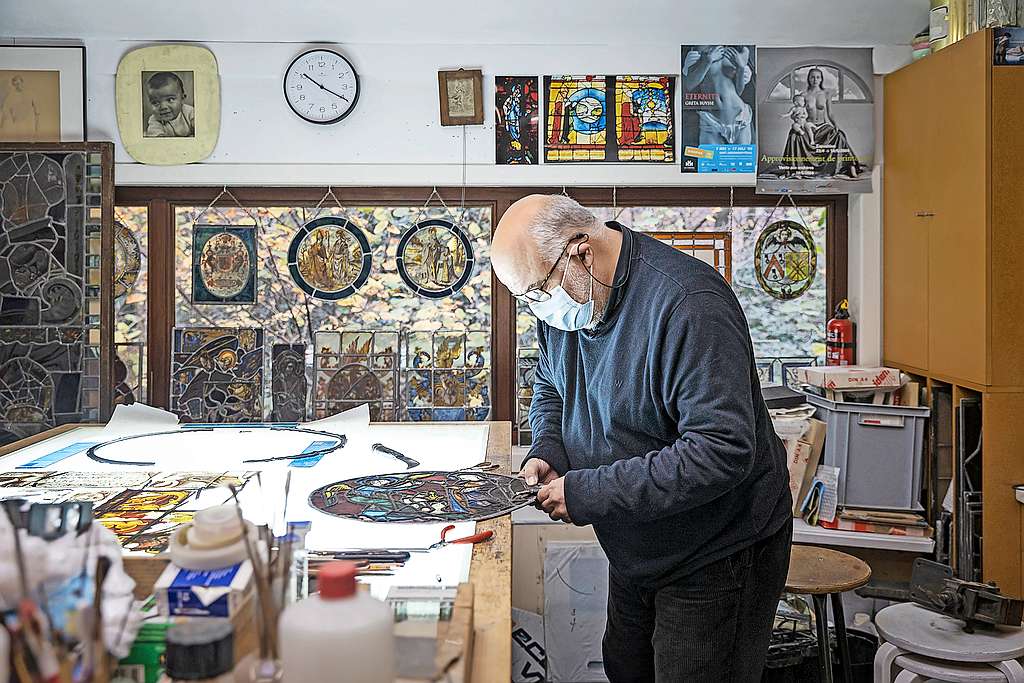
[{"xmin": 804, "ymin": 393, "xmax": 930, "ymax": 511}]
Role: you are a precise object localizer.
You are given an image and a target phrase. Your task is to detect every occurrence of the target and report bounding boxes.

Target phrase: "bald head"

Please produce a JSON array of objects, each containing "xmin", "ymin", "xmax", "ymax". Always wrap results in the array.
[{"xmin": 492, "ymin": 194, "xmax": 598, "ymax": 294}]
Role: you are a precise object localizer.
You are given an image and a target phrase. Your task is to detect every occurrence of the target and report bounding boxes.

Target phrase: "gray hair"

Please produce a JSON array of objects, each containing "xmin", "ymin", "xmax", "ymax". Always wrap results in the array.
[{"xmin": 526, "ymin": 195, "xmax": 598, "ymax": 266}]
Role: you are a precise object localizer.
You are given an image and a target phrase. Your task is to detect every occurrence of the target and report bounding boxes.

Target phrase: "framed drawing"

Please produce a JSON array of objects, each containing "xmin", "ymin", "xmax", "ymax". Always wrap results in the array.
[
  {"xmin": 438, "ymin": 69, "xmax": 484, "ymax": 126},
  {"xmin": 0, "ymin": 45, "xmax": 86, "ymax": 143},
  {"xmin": 115, "ymin": 44, "xmax": 220, "ymax": 165}
]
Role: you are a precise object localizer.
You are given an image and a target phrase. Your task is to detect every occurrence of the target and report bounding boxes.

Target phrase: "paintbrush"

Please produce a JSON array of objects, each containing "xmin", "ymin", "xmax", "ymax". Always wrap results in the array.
[{"xmin": 228, "ymin": 485, "xmax": 279, "ymax": 660}]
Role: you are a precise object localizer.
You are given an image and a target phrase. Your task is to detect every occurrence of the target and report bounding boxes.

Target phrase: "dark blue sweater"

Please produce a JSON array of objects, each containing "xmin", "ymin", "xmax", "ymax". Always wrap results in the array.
[{"xmin": 528, "ymin": 223, "xmax": 791, "ymax": 588}]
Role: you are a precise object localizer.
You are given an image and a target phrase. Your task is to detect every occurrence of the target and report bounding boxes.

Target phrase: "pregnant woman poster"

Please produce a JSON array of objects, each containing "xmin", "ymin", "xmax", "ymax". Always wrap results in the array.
[
  {"xmin": 755, "ymin": 47, "xmax": 875, "ymax": 194},
  {"xmin": 680, "ymin": 45, "xmax": 757, "ymax": 174}
]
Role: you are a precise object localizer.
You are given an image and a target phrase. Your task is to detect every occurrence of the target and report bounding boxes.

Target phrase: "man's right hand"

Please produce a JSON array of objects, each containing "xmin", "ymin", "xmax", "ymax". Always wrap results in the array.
[{"xmin": 521, "ymin": 458, "xmax": 559, "ymax": 486}]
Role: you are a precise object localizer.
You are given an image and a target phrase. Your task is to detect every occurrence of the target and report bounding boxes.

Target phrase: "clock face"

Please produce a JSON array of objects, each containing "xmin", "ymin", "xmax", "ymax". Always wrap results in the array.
[{"xmin": 283, "ymin": 49, "xmax": 360, "ymax": 124}]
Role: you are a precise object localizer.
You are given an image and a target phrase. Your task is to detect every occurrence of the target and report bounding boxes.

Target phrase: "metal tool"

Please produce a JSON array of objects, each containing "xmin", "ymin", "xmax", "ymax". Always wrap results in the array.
[
  {"xmin": 427, "ymin": 524, "xmax": 494, "ymax": 550},
  {"xmin": 910, "ymin": 558, "xmax": 1024, "ymax": 632},
  {"xmin": 371, "ymin": 443, "xmax": 420, "ymax": 469}
]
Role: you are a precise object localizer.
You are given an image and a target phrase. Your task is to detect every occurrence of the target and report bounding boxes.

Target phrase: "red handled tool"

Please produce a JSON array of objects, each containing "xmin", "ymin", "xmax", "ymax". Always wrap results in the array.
[{"xmin": 427, "ymin": 524, "xmax": 494, "ymax": 550}]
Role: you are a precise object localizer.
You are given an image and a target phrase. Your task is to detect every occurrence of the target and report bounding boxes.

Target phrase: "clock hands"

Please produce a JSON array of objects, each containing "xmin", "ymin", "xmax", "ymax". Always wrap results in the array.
[{"xmin": 301, "ymin": 73, "xmax": 350, "ymax": 103}]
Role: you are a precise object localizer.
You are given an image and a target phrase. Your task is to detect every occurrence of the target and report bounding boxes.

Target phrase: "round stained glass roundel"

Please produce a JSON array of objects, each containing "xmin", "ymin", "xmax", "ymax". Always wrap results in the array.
[{"xmin": 287, "ymin": 216, "xmax": 372, "ymax": 300}]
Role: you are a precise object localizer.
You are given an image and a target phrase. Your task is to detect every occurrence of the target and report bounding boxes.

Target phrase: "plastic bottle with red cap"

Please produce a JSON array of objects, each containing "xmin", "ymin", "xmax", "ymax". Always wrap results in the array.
[{"xmin": 278, "ymin": 561, "xmax": 394, "ymax": 682}]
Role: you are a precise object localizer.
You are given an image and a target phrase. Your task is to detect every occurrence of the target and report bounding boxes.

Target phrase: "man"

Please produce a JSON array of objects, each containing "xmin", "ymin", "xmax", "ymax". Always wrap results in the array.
[{"xmin": 492, "ymin": 195, "xmax": 792, "ymax": 682}]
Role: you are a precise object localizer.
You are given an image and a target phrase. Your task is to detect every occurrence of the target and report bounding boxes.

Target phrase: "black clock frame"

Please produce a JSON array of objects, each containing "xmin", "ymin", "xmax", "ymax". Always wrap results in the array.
[{"xmin": 283, "ymin": 47, "xmax": 361, "ymax": 125}]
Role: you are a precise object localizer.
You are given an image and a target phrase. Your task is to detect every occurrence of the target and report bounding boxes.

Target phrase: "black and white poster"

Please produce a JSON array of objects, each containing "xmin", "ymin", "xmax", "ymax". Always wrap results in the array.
[
  {"xmin": 755, "ymin": 47, "xmax": 875, "ymax": 194},
  {"xmin": 680, "ymin": 45, "xmax": 757, "ymax": 174}
]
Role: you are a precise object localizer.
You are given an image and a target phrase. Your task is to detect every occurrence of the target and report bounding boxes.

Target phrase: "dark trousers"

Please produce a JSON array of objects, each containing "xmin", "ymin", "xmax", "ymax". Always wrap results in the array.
[{"xmin": 603, "ymin": 518, "xmax": 793, "ymax": 683}]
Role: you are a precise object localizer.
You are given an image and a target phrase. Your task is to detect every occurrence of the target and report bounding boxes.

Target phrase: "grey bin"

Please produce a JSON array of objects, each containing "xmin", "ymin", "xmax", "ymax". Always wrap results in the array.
[{"xmin": 803, "ymin": 393, "xmax": 930, "ymax": 512}]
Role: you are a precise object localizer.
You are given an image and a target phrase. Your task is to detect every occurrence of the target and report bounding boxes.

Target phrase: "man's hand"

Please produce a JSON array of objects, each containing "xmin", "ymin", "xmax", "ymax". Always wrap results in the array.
[
  {"xmin": 537, "ymin": 476, "xmax": 572, "ymax": 523},
  {"xmin": 521, "ymin": 458, "xmax": 559, "ymax": 486}
]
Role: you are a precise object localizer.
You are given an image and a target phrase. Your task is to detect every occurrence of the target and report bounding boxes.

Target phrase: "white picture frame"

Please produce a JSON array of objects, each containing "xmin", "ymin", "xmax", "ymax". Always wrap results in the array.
[{"xmin": 0, "ymin": 44, "xmax": 86, "ymax": 142}]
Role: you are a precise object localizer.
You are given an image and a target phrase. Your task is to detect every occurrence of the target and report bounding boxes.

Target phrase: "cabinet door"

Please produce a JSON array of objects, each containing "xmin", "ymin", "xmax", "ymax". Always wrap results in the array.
[
  {"xmin": 883, "ymin": 59, "xmax": 931, "ymax": 371},
  {"xmin": 928, "ymin": 34, "xmax": 989, "ymax": 385}
]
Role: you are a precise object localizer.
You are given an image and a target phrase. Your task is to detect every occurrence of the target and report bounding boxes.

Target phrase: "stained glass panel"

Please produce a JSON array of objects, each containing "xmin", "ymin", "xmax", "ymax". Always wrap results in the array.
[
  {"xmin": 170, "ymin": 327, "xmax": 264, "ymax": 423},
  {"xmin": 113, "ymin": 207, "xmax": 147, "ymax": 405},
  {"xmin": 0, "ymin": 148, "xmax": 109, "ymax": 441},
  {"xmin": 495, "ymin": 76, "xmax": 539, "ymax": 165}
]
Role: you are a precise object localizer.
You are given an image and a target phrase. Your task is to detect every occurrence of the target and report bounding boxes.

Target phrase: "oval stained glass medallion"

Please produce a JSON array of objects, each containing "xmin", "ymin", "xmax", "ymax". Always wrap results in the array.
[
  {"xmin": 287, "ymin": 216, "xmax": 372, "ymax": 300},
  {"xmin": 199, "ymin": 232, "xmax": 252, "ymax": 299}
]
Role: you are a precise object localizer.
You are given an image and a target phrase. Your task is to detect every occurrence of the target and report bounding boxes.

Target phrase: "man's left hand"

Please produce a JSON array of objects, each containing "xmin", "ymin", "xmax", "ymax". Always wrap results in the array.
[{"xmin": 537, "ymin": 476, "xmax": 573, "ymax": 524}]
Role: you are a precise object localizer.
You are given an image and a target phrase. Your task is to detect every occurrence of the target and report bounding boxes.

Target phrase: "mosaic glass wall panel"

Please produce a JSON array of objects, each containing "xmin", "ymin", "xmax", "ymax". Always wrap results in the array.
[
  {"xmin": 174, "ymin": 205, "xmax": 491, "ymax": 422},
  {"xmin": 271, "ymin": 343, "xmax": 307, "ymax": 422},
  {"xmin": 314, "ymin": 331, "xmax": 399, "ymax": 421},
  {"xmin": 170, "ymin": 327, "xmax": 264, "ymax": 423},
  {"xmin": 0, "ymin": 148, "xmax": 108, "ymax": 440},
  {"xmin": 405, "ymin": 330, "xmax": 490, "ymax": 422},
  {"xmin": 113, "ymin": 207, "xmax": 148, "ymax": 406}
]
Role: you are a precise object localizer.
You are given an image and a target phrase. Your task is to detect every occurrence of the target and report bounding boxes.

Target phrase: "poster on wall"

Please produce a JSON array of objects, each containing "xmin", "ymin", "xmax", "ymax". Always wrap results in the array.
[
  {"xmin": 994, "ymin": 27, "xmax": 1024, "ymax": 64},
  {"xmin": 755, "ymin": 47, "xmax": 875, "ymax": 194},
  {"xmin": 543, "ymin": 75, "xmax": 675, "ymax": 163},
  {"xmin": 494, "ymin": 76, "xmax": 539, "ymax": 164},
  {"xmin": 680, "ymin": 45, "xmax": 756, "ymax": 174}
]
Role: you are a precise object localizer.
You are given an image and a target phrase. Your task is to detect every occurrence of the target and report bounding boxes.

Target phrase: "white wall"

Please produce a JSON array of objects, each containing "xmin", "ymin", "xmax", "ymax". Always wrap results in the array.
[{"xmin": 1, "ymin": 0, "xmax": 924, "ymax": 360}]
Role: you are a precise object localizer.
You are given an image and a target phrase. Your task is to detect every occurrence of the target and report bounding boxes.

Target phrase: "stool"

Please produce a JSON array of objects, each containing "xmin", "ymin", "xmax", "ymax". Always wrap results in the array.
[
  {"xmin": 874, "ymin": 602, "xmax": 1024, "ymax": 683},
  {"xmin": 785, "ymin": 545, "xmax": 872, "ymax": 683}
]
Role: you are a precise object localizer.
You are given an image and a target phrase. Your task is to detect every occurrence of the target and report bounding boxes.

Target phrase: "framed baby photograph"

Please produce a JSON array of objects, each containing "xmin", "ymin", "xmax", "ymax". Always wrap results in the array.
[
  {"xmin": 115, "ymin": 44, "xmax": 220, "ymax": 165},
  {"xmin": 0, "ymin": 45, "xmax": 86, "ymax": 142},
  {"xmin": 438, "ymin": 68, "xmax": 484, "ymax": 126}
]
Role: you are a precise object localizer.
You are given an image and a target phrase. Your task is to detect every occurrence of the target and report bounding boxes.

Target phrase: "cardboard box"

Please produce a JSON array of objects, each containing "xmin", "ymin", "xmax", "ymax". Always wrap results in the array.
[
  {"xmin": 154, "ymin": 561, "xmax": 253, "ymax": 618},
  {"xmin": 798, "ymin": 366, "xmax": 901, "ymax": 390}
]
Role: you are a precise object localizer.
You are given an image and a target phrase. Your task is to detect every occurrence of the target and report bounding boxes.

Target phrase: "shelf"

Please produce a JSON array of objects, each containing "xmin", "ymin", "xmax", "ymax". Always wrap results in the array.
[{"xmin": 793, "ymin": 518, "xmax": 934, "ymax": 553}]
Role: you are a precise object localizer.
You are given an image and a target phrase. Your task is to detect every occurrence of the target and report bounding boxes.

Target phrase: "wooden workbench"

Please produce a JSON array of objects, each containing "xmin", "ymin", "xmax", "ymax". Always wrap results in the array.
[{"xmin": 0, "ymin": 420, "xmax": 513, "ymax": 683}]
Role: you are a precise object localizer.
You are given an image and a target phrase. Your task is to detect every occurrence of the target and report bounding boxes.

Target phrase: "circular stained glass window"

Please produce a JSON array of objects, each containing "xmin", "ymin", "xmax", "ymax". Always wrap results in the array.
[
  {"xmin": 287, "ymin": 216, "xmax": 372, "ymax": 300},
  {"xmin": 396, "ymin": 218, "xmax": 475, "ymax": 299}
]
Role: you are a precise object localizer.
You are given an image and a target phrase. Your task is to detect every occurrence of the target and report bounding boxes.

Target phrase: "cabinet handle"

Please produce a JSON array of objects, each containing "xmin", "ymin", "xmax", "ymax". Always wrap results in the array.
[{"xmin": 915, "ymin": 211, "xmax": 935, "ymax": 217}]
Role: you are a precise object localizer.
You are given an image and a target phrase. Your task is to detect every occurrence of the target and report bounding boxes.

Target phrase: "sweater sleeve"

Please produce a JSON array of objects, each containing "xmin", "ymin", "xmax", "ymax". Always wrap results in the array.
[
  {"xmin": 525, "ymin": 325, "xmax": 571, "ymax": 475},
  {"xmin": 563, "ymin": 292, "xmax": 757, "ymax": 525}
]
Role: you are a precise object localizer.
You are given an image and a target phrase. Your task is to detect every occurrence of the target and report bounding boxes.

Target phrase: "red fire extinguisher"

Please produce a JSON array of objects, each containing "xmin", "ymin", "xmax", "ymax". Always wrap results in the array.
[{"xmin": 826, "ymin": 299, "xmax": 855, "ymax": 366}]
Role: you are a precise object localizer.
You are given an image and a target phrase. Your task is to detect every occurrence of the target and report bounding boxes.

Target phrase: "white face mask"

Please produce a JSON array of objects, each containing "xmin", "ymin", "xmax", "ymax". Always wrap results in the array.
[{"xmin": 528, "ymin": 252, "xmax": 595, "ymax": 331}]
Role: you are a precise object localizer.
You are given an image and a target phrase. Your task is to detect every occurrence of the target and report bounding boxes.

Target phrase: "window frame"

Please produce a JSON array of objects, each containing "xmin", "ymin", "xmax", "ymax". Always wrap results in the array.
[{"xmin": 115, "ymin": 185, "xmax": 848, "ymax": 426}]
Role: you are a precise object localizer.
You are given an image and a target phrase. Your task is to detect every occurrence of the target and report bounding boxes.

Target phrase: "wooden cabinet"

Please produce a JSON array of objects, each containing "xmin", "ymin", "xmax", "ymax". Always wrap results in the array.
[
  {"xmin": 884, "ymin": 30, "xmax": 1024, "ymax": 387},
  {"xmin": 884, "ymin": 29, "xmax": 1024, "ymax": 594}
]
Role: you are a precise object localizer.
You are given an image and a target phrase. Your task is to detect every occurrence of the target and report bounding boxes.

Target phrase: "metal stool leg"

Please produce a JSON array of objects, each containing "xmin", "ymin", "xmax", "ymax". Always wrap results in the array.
[
  {"xmin": 995, "ymin": 659, "xmax": 1024, "ymax": 683},
  {"xmin": 830, "ymin": 592, "xmax": 853, "ymax": 683},
  {"xmin": 873, "ymin": 641, "xmax": 901, "ymax": 683},
  {"xmin": 811, "ymin": 593, "xmax": 835, "ymax": 682}
]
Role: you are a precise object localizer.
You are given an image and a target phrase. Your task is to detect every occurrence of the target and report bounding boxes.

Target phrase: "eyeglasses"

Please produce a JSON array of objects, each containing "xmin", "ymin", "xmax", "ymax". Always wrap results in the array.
[{"xmin": 508, "ymin": 235, "xmax": 586, "ymax": 304}]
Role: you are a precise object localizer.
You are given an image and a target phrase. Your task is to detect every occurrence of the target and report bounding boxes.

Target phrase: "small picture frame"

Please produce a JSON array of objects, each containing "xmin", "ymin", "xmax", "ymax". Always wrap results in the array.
[
  {"xmin": 0, "ymin": 45, "xmax": 86, "ymax": 142},
  {"xmin": 115, "ymin": 44, "xmax": 221, "ymax": 165},
  {"xmin": 438, "ymin": 69, "xmax": 484, "ymax": 126}
]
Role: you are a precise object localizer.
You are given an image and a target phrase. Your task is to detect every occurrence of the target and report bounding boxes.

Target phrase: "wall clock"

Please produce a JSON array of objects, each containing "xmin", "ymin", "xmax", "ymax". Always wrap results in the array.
[{"xmin": 283, "ymin": 48, "xmax": 360, "ymax": 124}]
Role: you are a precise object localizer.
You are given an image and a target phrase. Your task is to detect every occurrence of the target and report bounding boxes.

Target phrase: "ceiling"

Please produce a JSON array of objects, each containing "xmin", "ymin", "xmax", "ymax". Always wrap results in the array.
[{"xmin": 2, "ymin": 0, "xmax": 930, "ymax": 46}]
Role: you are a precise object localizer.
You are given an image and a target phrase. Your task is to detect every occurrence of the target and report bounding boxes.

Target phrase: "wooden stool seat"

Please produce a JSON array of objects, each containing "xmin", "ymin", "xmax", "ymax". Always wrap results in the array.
[{"xmin": 785, "ymin": 544, "xmax": 872, "ymax": 594}]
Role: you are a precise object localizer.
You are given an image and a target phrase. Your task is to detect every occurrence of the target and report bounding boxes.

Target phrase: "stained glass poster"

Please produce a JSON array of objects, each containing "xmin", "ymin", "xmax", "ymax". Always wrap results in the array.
[
  {"xmin": 191, "ymin": 225, "xmax": 257, "ymax": 304},
  {"xmin": 494, "ymin": 76, "xmax": 539, "ymax": 164},
  {"xmin": 544, "ymin": 75, "xmax": 675, "ymax": 163},
  {"xmin": 680, "ymin": 45, "xmax": 757, "ymax": 174},
  {"xmin": 756, "ymin": 47, "xmax": 875, "ymax": 194}
]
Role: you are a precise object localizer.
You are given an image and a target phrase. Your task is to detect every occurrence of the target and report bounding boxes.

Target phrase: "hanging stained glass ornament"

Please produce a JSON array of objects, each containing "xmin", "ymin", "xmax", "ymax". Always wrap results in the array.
[{"xmin": 754, "ymin": 219, "xmax": 817, "ymax": 300}]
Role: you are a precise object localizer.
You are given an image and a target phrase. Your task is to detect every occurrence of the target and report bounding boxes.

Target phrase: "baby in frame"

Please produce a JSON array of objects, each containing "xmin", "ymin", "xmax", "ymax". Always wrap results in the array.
[{"xmin": 143, "ymin": 71, "xmax": 195, "ymax": 138}]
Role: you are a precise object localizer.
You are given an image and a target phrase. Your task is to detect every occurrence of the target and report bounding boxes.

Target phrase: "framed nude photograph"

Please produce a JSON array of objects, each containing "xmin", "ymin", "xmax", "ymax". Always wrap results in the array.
[
  {"xmin": 115, "ymin": 44, "xmax": 220, "ymax": 165},
  {"xmin": 0, "ymin": 45, "xmax": 86, "ymax": 142},
  {"xmin": 438, "ymin": 69, "xmax": 484, "ymax": 126}
]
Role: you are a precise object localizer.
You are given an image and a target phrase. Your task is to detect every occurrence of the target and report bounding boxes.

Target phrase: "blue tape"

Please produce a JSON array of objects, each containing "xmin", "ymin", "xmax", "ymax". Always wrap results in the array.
[{"xmin": 17, "ymin": 442, "xmax": 98, "ymax": 469}]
